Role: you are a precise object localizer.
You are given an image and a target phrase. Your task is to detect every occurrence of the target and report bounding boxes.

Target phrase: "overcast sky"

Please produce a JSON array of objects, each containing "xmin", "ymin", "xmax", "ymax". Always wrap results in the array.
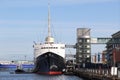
[{"xmin": 0, "ymin": 0, "xmax": 120, "ymax": 60}]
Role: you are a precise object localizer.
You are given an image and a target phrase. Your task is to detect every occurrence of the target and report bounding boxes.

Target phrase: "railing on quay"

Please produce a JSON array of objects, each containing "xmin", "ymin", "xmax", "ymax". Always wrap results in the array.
[{"xmin": 73, "ymin": 67, "xmax": 120, "ymax": 80}]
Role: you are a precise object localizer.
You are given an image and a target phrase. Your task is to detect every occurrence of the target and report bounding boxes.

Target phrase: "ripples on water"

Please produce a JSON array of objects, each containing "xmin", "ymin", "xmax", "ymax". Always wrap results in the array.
[{"xmin": 0, "ymin": 72, "xmax": 83, "ymax": 80}]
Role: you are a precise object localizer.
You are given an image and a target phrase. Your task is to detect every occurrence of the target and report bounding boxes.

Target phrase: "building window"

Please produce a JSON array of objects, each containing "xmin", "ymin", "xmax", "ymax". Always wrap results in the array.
[
  {"xmin": 87, "ymin": 55, "xmax": 90, "ymax": 58},
  {"xmin": 79, "ymin": 55, "xmax": 82, "ymax": 57},
  {"xmin": 79, "ymin": 45, "xmax": 82, "ymax": 48},
  {"xmin": 84, "ymin": 45, "xmax": 87, "ymax": 48},
  {"xmin": 79, "ymin": 60, "xmax": 82, "ymax": 62},
  {"xmin": 87, "ymin": 39, "xmax": 90, "ymax": 42},
  {"xmin": 79, "ymin": 39, "xmax": 82, "ymax": 42},
  {"xmin": 41, "ymin": 47, "xmax": 58, "ymax": 49},
  {"xmin": 87, "ymin": 45, "xmax": 90, "ymax": 48},
  {"xmin": 87, "ymin": 50, "xmax": 90, "ymax": 53},
  {"xmin": 78, "ymin": 50, "xmax": 82, "ymax": 52},
  {"xmin": 84, "ymin": 50, "xmax": 87, "ymax": 53}
]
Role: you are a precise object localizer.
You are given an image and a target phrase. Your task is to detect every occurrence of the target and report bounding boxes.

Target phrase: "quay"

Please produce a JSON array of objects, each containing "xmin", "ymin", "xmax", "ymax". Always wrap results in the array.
[
  {"xmin": 64, "ymin": 63, "xmax": 120, "ymax": 80},
  {"xmin": 73, "ymin": 68, "xmax": 120, "ymax": 80}
]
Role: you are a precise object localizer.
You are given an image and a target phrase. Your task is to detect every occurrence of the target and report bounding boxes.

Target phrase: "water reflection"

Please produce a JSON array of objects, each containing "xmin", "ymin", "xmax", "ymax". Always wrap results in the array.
[{"xmin": 0, "ymin": 73, "xmax": 83, "ymax": 80}]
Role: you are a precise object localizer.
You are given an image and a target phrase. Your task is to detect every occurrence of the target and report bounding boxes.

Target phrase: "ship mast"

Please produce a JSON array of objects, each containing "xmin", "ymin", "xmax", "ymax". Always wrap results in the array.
[
  {"xmin": 45, "ymin": 2, "xmax": 54, "ymax": 43},
  {"xmin": 48, "ymin": 2, "xmax": 51, "ymax": 37}
]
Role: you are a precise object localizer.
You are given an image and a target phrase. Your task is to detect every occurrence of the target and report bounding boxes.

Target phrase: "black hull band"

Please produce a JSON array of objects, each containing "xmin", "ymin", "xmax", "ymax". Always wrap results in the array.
[{"xmin": 33, "ymin": 52, "xmax": 65, "ymax": 74}]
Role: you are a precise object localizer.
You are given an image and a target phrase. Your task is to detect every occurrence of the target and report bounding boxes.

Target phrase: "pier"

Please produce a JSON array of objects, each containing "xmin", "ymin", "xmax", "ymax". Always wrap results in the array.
[
  {"xmin": 64, "ymin": 62, "xmax": 120, "ymax": 80},
  {"xmin": 64, "ymin": 59, "xmax": 120, "ymax": 80},
  {"xmin": 74, "ymin": 69, "xmax": 118, "ymax": 80}
]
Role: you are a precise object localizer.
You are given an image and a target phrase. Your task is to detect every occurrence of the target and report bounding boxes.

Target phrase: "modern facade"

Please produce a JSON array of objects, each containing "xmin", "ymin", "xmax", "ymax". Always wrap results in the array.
[{"xmin": 76, "ymin": 28, "xmax": 91, "ymax": 63}]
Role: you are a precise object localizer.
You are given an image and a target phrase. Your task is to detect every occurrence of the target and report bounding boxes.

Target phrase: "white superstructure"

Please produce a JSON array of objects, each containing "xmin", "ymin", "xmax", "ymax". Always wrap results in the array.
[{"xmin": 33, "ymin": 43, "xmax": 65, "ymax": 59}]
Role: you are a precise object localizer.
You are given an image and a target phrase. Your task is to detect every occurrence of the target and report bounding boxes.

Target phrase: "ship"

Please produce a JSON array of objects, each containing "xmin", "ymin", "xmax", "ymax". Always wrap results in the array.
[{"xmin": 33, "ymin": 3, "xmax": 65, "ymax": 75}]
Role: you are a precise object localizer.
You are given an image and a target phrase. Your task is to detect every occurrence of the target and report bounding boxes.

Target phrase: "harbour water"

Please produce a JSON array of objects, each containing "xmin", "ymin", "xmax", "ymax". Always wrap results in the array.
[{"xmin": 0, "ymin": 72, "xmax": 83, "ymax": 80}]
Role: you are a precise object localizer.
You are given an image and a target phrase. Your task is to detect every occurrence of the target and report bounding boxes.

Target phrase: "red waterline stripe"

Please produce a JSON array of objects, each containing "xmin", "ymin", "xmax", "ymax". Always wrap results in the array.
[
  {"xmin": 48, "ymin": 71, "xmax": 62, "ymax": 75},
  {"xmin": 37, "ymin": 71, "xmax": 62, "ymax": 75}
]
